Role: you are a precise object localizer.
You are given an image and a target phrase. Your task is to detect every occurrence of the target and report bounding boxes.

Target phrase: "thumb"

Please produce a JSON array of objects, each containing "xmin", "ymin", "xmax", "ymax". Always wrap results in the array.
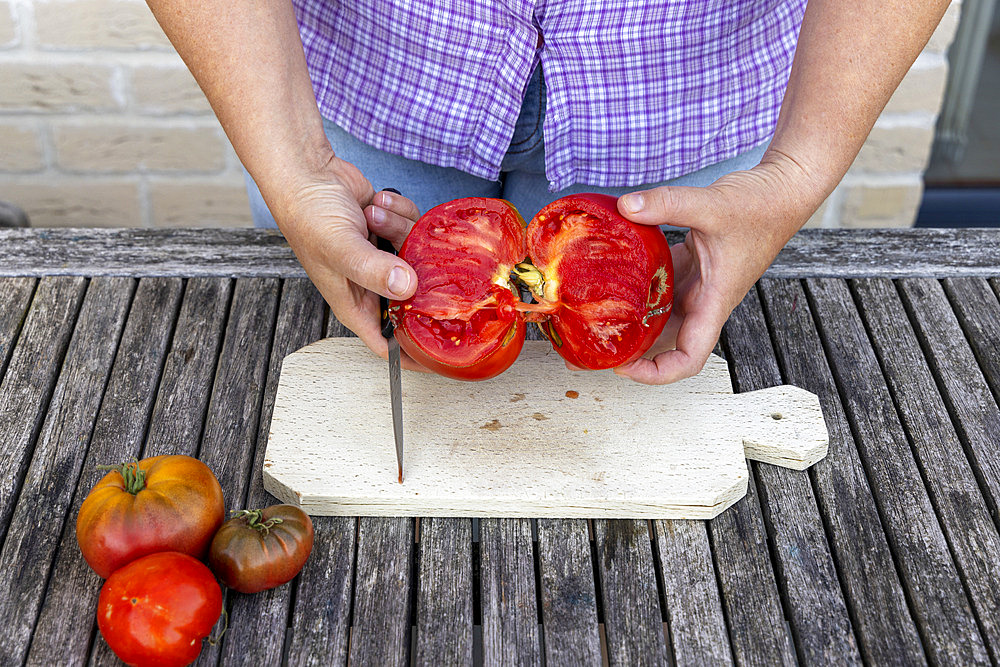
[
  {"xmin": 617, "ymin": 185, "xmax": 715, "ymax": 229},
  {"xmin": 332, "ymin": 230, "xmax": 418, "ymax": 300}
]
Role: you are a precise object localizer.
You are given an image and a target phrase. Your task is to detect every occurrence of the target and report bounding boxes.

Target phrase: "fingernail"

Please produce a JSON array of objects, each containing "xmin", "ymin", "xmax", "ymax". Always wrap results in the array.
[
  {"xmin": 388, "ymin": 266, "xmax": 410, "ymax": 296},
  {"xmin": 372, "ymin": 206, "xmax": 386, "ymax": 224},
  {"xmin": 622, "ymin": 193, "xmax": 644, "ymax": 214},
  {"xmin": 380, "ymin": 192, "xmax": 394, "ymax": 208}
]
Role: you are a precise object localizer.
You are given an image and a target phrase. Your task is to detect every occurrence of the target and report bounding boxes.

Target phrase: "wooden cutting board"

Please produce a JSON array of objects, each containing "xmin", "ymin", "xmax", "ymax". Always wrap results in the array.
[{"xmin": 263, "ymin": 338, "xmax": 827, "ymax": 519}]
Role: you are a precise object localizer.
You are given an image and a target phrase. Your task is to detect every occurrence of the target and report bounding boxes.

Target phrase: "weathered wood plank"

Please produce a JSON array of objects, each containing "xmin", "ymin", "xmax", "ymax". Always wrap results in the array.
[
  {"xmin": 854, "ymin": 277, "xmax": 1000, "ymax": 663},
  {"xmin": 0, "ymin": 277, "xmax": 86, "ymax": 547},
  {"xmin": 0, "ymin": 277, "xmax": 35, "ymax": 382},
  {"xmin": 759, "ymin": 278, "xmax": 926, "ymax": 664},
  {"xmin": 536, "ymin": 519, "xmax": 601, "ymax": 667},
  {"xmin": 652, "ymin": 520, "xmax": 732, "ymax": 666},
  {"xmin": 592, "ymin": 519, "xmax": 670, "ymax": 666},
  {"xmin": 898, "ymin": 278, "xmax": 1000, "ymax": 521},
  {"xmin": 941, "ymin": 277, "xmax": 1000, "ymax": 429},
  {"xmin": 723, "ymin": 286, "xmax": 860, "ymax": 664},
  {"xmin": 480, "ymin": 518, "xmax": 541, "ymax": 666},
  {"xmin": 349, "ymin": 517, "xmax": 416, "ymax": 666},
  {"xmin": 185, "ymin": 277, "xmax": 281, "ymax": 667},
  {"xmin": 219, "ymin": 278, "xmax": 325, "ymax": 666},
  {"xmin": 806, "ymin": 277, "xmax": 987, "ymax": 664},
  {"xmin": 415, "ymin": 517, "xmax": 475, "ymax": 666},
  {"xmin": 285, "ymin": 516, "xmax": 357, "ymax": 667},
  {"xmin": 143, "ymin": 277, "xmax": 232, "ymax": 458},
  {"xmin": 285, "ymin": 313, "xmax": 358, "ymax": 667},
  {"xmin": 0, "ymin": 278, "xmax": 131, "ymax": 666},
  {"xmin": 4, "ymin": 228, "xmax": 1000, "ymax": 278},
  {"xmin": 27, "ymin": 278, "xmax": 183, "ymax": 666}
]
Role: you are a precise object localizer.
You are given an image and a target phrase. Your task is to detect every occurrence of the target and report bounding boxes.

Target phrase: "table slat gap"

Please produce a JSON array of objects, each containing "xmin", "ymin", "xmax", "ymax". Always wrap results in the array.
[
  {"xmin": 221, "ymin": 278, "xmax": 326, "ymax": 666},
  {"xmin": 853, "ymin": 277, "xmax": 1000, "ymax": 663},
  {"xmin": 803, "ymin": 277, "xmax": 988, "ymax": 665},
  {"xmin": 722, "ymin": 286, "xmax": 861, "ymax": 665},
  {"xmin": 759, "ymin": 277, "xmax": 926, "ymax": 665},
  {"xmin": 0, "ymin": 277, "xmax": 132, "ymax": 665}
]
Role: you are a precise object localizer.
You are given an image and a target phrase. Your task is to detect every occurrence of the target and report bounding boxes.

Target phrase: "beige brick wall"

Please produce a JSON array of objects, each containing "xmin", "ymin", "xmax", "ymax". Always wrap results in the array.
[
  {"xmin": 0, "ymin": 0, "xmax": 963, "ymax": 229},
  {"xmin": 0, "ymin": 0, "xmax": 248, "ymax": 227}
]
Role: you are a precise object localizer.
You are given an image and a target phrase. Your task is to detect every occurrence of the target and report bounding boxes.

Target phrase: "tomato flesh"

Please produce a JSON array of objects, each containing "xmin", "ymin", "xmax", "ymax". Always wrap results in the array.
[
  {"xmin": 527, "ymin": 194, "xmax": 673, "ymax": 369},
  {"xmin": 392, "ymin": 194, "xmax": 672, "ymax": 378},
  {"xmin": 393, "ymin": 198, "xmax": 526, "ymax": 380}
]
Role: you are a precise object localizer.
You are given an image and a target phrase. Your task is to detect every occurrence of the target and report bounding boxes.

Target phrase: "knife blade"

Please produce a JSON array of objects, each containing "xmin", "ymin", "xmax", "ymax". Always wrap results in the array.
[{"xmin": 377, "ymin": 190, "xmax": 405, "ymax": 483}]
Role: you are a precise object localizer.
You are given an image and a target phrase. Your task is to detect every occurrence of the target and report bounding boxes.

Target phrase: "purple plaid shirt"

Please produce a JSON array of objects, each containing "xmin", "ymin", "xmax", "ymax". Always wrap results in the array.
[{"xmin": 294, "ymin": 1, "xmax": 806, "ymax": 191}]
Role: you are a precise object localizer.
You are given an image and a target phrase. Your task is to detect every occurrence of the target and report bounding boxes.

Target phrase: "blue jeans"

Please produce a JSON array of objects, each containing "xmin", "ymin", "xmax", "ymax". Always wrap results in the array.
[{"xmin": 245, "ymin": 67, "xmax": 768, "ymax": 228}]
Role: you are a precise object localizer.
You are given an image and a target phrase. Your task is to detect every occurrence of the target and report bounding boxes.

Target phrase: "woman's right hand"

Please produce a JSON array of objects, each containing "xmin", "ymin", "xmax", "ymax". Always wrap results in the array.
[{"xmin": 274, "ymin": 154, "xmax": 425, "ymax": 366}]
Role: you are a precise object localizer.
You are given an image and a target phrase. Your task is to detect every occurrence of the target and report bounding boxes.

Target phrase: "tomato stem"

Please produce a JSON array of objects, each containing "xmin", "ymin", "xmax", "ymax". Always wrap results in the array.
[
  {"xmin": 207, "ymin": 607, "xmax": 229, "ymax": 646},
  {"xmin": 95, "ymin": 460, "xmax": 146, "ymax": 495},
  {"xmin": 233, "ymin": 509, "xmax": 284, "ymax": 537}
]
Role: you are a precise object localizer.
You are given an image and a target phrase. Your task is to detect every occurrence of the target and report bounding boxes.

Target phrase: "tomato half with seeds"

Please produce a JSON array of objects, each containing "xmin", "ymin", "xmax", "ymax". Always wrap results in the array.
[
  {"xmin": 522, "ymin": 194, "xmax": 673, "ymax": 369},
  {"xmin": 392, "ymin": 198, "xmax": 527, "ymax": 380},
  {"xmin": 390, "ymin": 194, "xmax": 672, "ymax": 379}
]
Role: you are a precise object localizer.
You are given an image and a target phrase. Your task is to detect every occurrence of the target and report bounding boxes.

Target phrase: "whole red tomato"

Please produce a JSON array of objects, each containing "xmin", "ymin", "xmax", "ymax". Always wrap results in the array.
[
  {"xmin": 97, "ymin": 551, "xmax": 223, "ymax": 667},
  {"xmin": 390, "ymin": 194, "xmax": 672, "ymax": 378},
  {"xmin": 208, "ymin": 505, "xmax": 314, "ymax": 594},
  {"xmin": 77, "ymin": 455, "xmax": 225, "ymax": 579}
]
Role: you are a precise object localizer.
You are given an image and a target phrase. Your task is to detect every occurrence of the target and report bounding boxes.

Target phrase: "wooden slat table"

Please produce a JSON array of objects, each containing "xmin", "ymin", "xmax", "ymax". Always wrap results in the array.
[{"xmin": 1, "ymin": 228, "xmax": 999, "ymax": 666}]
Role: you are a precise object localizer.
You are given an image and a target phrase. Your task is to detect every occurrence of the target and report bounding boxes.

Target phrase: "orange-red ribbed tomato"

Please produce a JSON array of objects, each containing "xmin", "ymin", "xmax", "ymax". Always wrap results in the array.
[
  {"xmin": 390, "ymin": 194, "xmax": 673, "ymax": 379},
  {"xmin": 76, "ymin": 455, "xmax": 225, "ymax": 579}
]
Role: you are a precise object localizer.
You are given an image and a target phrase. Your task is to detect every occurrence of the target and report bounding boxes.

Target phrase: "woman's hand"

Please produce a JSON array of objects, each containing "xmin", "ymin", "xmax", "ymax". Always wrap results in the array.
[
  {"xmin": 275, "ymin": 156, "xmax": 426, "ymax": 367},
  {"xmin": 613, "ymin": 153, "xmax": 823, "ymax": 385}
]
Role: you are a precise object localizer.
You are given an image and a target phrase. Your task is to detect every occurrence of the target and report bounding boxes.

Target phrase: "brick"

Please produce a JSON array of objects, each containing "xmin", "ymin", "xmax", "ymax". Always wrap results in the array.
[
  {"xmin": 0, "ymin": 0, "xmax": 16, "ymax": 47},
  {"xmin": 926, "ymin": 1, "xmax": 961, "ymax": 55},
  {"xmin": 131, "ymin": 64, "xmax": 212, "ymax": 114},
  {"xmin": 885, "ymin": 60, "xmax": 948, "ymax": 115},
  {"xmin": 841, "ymin": 181, "xmax": 923, "ymax": 228},
  {"xmin": 35, "ymin": 0, "xmax": 171, "ymax": 50},
  {"xmin": 149, "ymin": 180, "xmax": 252, "ymax": 227},
  {"xmin": 53, "ymin": 121, "xmax": 227, "ymax": 173},
  {"xmin": 0, "ymin": 62, "xmax": 118, "ymax": 112},
  {"xmin": 2, "ymin": 178, "xmax": 141, "ymax": 227},
  {"xmin": 0, "ymin": 122, "xmax": 45, "ymax": 172},
  {"xmin": 851, "ymin": 124, "xmax": 935, "ymax": 173}
]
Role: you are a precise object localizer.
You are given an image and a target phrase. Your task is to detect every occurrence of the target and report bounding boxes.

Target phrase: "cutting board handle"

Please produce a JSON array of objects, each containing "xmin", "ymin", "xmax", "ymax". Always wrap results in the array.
[{"xmin": 717, "ymin": 385, "xmax": 828, "ymax": 470}]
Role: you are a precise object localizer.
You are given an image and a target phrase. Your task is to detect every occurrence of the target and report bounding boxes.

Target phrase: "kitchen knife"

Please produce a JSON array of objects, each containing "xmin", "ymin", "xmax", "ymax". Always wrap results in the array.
[{"xmin": 378, "ymin": 189, "xmax": 405, "ymax": 483}]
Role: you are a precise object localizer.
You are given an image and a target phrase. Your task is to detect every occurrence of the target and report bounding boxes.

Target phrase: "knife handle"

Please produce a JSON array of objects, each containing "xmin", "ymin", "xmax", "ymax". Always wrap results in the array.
[{"xmin": 377, "ymin": 188, "xmax": 402, "ymax": 340}]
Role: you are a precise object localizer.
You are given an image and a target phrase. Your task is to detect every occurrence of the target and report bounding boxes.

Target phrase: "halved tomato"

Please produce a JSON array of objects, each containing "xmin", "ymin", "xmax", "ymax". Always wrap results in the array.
[{"xmin": 390, "ymin": 194, "xmax": 673, "ymax": 379}]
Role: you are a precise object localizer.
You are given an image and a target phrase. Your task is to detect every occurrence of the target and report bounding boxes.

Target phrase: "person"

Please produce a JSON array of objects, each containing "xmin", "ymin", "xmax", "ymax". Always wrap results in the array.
[{"xmin": 144, "ymin": 0, "xmax": 950, "ymax": 384}]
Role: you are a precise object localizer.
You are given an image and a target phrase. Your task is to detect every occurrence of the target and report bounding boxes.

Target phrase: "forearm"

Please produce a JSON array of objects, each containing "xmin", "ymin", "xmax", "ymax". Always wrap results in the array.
[
  {"xmin": 765, "ymin": 0, "xmax": 951, "ymax": 215},
  {"xmin": 145, "ymin": 0, "xmax": 333, "ymax": 211}
]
